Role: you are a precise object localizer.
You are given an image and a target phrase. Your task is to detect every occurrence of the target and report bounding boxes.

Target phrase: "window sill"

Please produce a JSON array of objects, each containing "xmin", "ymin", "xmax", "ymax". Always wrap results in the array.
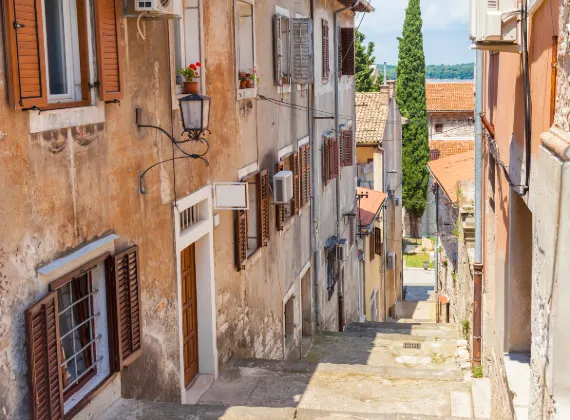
[
  {"xmin": 28, "ymin": 101, "xmax": 105, "ymax": 134},
  {"xmin": 245, "ymin": 247, "xmax": 263, "ymax": 270},
  {"xmin": 280, "ymin": 216, "xmax": 296, "ymax": 235},
  {"xmin": 277, "ymin": 84, "xmax": 292, "ymax": 94},
  {"xmin": 296, "ymin": 84, "xmax": 308, "ymax": 91},
  {"xmin": 237, "ymin": 87, "xmax": 257, "ymax": 100},
  {"xmin": 64, "ymin": 372, "xmax": 117, "ymax": 418}
]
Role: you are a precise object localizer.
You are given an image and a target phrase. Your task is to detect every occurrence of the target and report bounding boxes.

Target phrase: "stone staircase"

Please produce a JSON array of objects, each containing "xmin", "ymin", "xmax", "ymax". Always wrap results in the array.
[{"xmin": 101, "ymin": 322, "xmax": 490, "ymax": 420}]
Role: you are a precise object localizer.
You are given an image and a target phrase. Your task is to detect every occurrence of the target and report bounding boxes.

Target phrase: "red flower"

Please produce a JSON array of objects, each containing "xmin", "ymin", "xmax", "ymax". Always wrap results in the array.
[
  {"xmin": 196, "ymin": 62, "xmax": 201, "ymax": 67},
  {"xmin": 190, "ymin": 64, "xmax": 197, "ymax": 70}
]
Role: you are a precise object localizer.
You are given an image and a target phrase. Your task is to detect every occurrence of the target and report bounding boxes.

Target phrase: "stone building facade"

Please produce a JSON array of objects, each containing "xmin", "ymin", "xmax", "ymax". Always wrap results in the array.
[
  {"xmin": 473, "ymin": 0, "xmax": 570, "ymax": 419},
  {"xmin": 0, "ymin": 0, "xmax": 372, "ymax": 417}
]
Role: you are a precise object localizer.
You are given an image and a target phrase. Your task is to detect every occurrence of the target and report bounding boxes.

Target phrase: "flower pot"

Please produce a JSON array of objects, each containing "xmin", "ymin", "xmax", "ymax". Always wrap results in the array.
[
  {"xmin": 246, "ymin": 79, "xmax": 254, "ymax": 88},
  {"xmin": 183, "ymin": 81, "xmax": 199, "ymax": 94},
  {"xmin": 239, "ymin": 80, "xmax": 247, "ymax": 89},
  {"xmin": 282, "ymin": 77, "xmax": 287, "ymax": 85}
]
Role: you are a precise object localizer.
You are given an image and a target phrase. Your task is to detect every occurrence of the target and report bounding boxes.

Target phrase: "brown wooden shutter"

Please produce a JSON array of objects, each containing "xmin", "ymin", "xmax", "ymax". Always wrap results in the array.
[
  {"xmin": 323, "ymin": 138, "xmax": 330, "ymax": 185},
  {"xmin": 375, "ymin": 227, "xmax": 382, "ymax": 255},
  {"xmin": 257, "ymin": 170, "xmax": 270, "ymax": 246},
  {"xmin": 112, "ymin": 246, "xmax": 142, "ymax": 369},
  {"xmin": 369, "ymin": 230, "xmax": 375, "ymax": 261},
  {"xmin": 304, "ymin": 144, "xmax": 311, "ymax": 202},
  {"xmin": 292, "ymin": 152, "xmax": 300, "ymax": 215},
  {"xmin": 94, "ymin": 0, "xmax": 123, "ymax": 101},
  {"xmin": 341, "ymin": 28, "xmax": 355, "ymax": 76},
  {"xmin": 339, "ymin": 131, "xmax": 345, "ymax": 168},
  {"xmin": 276, "ymin": 162, "xmax": 285, "ymax": 231},
  {"xmin": 331, "ymin": 138, "xmax": 339, "ymax": 179},
  {"xmin": 343, "ymin": 129, "xmax": 354, "ymax": 166},
  {"xmin": 299, "ymin": 147, "xmax": 306, "ymax": 207},
  {"xmin": 3, "ymin": 0, "xmax": 48, "ymax": 109},
  {"xmin": 337, "ymin": 27, "xmax": 342, "ymax": 78},
  {"xmin": 236, "ymin": 210, "xmax": 248, "ymax": 270},
  {"xmin": 25, "ymin": 292, "xmax": 65, "ymax": 420},
  {"xmin": 322, "ymin": 19, "xmax": 329, "ymax": 80},
  {"xmin": 349, "ymin": 216, "xmax": 355, "ymax": 247}
]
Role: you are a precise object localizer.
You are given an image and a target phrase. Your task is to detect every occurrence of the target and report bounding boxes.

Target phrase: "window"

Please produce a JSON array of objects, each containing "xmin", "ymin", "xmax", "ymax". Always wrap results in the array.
[
  {"xmin": 322, "ymin": 136, "xmax": 338, "ymax": 186},
  {"xmin": 236, "ymin": 170, "xmax": 270, "ymax": 270},
  {"xmin": 374, "ymin": 226, "xmax": 382, "ymax": 255},
  {"xmin": 25, "ymin": 247, "xmax": 142, "ymax": 417},
  {"xmin": 325, "ymin": 244, "xmax": 337, "ymax": 299},
  {"xmin": 340, "ymin": 128, "xmax": 354, "ymax": 168},
  {"xmin": 322, "ymin": 19, "xmax": 330, "ymax": 80},
  {"xmin": 173, "ymin": 0, "xmax": 203, "ymax": 92},
  {"xmin": 299, "ymin": 144, "xmax": 311, "ymax": 207},
  {"xmin": 237, "ymin": 1, "xmax": 255, "ymax": 85},
  {"xmin": 339, "ymin": 27, "xmax": 355, "ymax": 76},
  {"xmin": 435, "ymin": 123, "xmax": 444, "ymax": 134},
  {"xmin": 276, "ymin": 153, "xmax": 300, "ymax": 231},
  {"xmin": 273, "ymin": 13, "xmax": 290, "ymax": 86},
  {"xmin": 4, "ymin": 0, "xmax": 123, "ymax": 109},
  {"xmin": 369, "ymin": 229, "xmax": 375, "ymax": 261}
]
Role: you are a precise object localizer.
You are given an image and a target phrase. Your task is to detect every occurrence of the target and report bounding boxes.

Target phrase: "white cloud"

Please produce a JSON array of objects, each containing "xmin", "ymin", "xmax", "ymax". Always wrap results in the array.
[{"xmin": 359, "ymin": 0, "xmax": 469, "ymax": 35}]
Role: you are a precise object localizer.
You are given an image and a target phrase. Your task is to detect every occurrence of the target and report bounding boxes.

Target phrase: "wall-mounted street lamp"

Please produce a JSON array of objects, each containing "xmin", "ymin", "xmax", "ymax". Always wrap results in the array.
[{"xmin": 136, "ymin": 94, "xmax": 212, "ymax": 195}]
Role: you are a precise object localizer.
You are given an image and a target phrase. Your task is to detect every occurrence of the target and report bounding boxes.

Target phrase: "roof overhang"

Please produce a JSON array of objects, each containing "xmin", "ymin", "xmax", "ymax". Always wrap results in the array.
[{"xmin": 338, "ymin": 0, "xmax": 375, "ymax": 13}]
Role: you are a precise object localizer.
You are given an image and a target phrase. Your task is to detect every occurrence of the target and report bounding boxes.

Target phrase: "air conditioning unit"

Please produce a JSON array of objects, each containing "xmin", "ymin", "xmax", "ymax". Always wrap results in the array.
[
  {"xmin": 469, "ymin": 0, "xmax": 520, "ymax": 51},
  {"xmin": 387, "ymin": 252, "xmax": 396, "ymax": 271},
  {"xmin": 273, "ymin": 171, "xmax": 294, "ymax": 204},
  {"xmin": 135, "ymin": 0, "xmax": 173, "ymax": 14},
  {"xmin": 337, "ymin": 238, "xmax": 348, "ymax": 261}
]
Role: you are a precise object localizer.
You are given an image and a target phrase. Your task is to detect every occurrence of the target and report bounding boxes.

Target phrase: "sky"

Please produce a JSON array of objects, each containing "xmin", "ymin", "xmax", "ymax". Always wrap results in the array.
[{"xmin": 358, "ymin": 0, "xmax": 474, "ymax": 66}]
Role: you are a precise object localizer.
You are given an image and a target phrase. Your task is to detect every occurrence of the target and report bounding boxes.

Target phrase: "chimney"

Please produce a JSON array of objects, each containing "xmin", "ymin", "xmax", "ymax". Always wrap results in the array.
[
  {"xmin": 387, "ymin": 80, "xmax": 396, "ymax": 98},
  {"xmin": 383, "ymin": 62, "xmax": 387, "ymax": 85}
]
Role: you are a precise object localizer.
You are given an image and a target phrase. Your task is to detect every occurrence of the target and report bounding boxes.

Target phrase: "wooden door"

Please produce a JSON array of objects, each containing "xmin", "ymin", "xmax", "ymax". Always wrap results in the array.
[{"xmin": 181, "ymin": 244, "xmax": 199, "ymax": 386}]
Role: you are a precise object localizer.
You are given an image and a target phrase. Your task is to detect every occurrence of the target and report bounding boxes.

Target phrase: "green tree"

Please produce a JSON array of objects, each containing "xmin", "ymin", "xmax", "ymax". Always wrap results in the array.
[
  {"xmin": 355, "ymin": 30, "xmax": 383, "ymax": 92},
  {"xmin": 396, "ymin": 0, "xmax": 430, "ymax": 235}
]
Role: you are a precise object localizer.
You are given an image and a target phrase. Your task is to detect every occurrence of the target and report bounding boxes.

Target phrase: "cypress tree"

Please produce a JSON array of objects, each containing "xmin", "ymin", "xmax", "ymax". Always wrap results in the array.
[
  {"xmin": 396, "ymin": 0, "xmax": 430, "ymax": 235},
  {"xmin": 355, "ymin": 30, "xmax": 383, "ymax": 92}
]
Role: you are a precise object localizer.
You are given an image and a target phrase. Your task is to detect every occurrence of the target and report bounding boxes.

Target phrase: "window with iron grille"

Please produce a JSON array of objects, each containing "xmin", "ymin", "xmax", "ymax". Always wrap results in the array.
[
  {"xmin": 180, "ymin": 204, "xmax": 200, "ymax": 232},
  {"xmin": 375, "ymin": 227, "xmax": 382, "ymax": 255},
  {"xmin": 322, "ymin": 19, "xmax": 330, "ymax": 81}
]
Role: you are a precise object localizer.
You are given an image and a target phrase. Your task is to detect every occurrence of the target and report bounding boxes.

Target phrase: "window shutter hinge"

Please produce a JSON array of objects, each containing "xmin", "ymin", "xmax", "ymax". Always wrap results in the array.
[
  {"xmin": 13, "ymin": 20, "xmax": 25, "ymax": 30},
  {"xmin": 88, "ymin": 81, "xmax": 100, "ymax": 89},
  {"xmin": 106, "ymin": 99, "xmax": 121, "ymax": 105}
]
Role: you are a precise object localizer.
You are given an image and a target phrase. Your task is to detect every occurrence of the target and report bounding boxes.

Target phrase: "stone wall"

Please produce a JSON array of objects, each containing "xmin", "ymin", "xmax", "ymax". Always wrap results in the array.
[{"xmin": 428, "ymin": 111, "xmax": 475, "ymax": 140}]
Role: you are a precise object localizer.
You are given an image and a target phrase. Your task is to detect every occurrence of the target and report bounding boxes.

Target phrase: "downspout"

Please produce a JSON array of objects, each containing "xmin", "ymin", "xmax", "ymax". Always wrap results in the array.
[
  {"xmin": 310, "ymin": 0, "xmax": 321, "ymax": 332},
  {"xmin": 473, "ymin": 48, "xmax": 484, "ymax": 368},
  {"xmin": 334, "ymin": 0, "xmax": 359, "ymax": 306}
]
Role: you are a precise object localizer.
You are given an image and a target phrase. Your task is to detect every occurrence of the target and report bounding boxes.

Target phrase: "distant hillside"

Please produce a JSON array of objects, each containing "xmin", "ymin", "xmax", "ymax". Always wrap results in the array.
[{"xmin": 376, "ymin": 63, "xmax": 474, "ymax": 81}]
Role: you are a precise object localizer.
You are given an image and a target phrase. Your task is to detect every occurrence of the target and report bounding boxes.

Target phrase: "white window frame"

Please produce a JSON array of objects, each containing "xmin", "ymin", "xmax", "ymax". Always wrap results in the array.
[
  {"xmin": 42, "ymin": 0, "xmax": 84, "ymax": 103},
  {"xmin": 275, "ymin": 6, "xmax": 291, "ymax": 94},
  {"xmin": 294, "ymin": 12, "xmax": 310, "ymax": 91},
  {"xmin": 172, "ymin": 0, "xmax": 206, "ymax": 97},
  {"xmin": 235, "ymin": 0, "xmax": 257, "ymax": 100}
]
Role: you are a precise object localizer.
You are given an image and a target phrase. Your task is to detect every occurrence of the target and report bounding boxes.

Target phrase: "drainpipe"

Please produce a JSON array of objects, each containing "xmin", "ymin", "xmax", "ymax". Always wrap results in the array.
[
  {"xmin": 473, "ymin": 49, "xmax": 484, "ymax": 368},
  {"xmin": 334, "ymin": 0, "xmax": 359, "ymax": 306},
  {"xmin": 309, "ymin": 0, "xmax": 321, "ymax": 333}
]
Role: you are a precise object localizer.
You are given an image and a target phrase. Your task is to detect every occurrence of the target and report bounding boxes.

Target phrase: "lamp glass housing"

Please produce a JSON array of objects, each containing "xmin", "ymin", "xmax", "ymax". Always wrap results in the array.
[{"xmin": 178, "ymin": 94, "xmax": 211, "ymax": 132}]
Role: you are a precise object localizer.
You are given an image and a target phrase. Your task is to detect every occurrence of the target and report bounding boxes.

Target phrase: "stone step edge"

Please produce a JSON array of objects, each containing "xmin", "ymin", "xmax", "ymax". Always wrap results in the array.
[{"xmin": 296, "ymin": 407, "xmax": 474, "ymax": 419}]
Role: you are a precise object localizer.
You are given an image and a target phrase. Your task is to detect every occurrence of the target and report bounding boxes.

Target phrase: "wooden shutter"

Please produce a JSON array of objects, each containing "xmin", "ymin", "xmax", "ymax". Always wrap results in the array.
[
  {"xmin": 322, "ymin": 19, "xmax": 329, "ymax": 80},
  {"xmin": 331, "ymin": 138, "xmax": 339, "ymax": 179},
  {"xmin": 337, "ymin": 27, "xmax": 342, "ymax": 78},
  {"xmin": 273, "ymin": 14, "xmax": 283, "ymax": 86},
  {"xmin": 94, "ymin": 0, "xmax": 123, "ymax": 101},
  {"xmin": 343, "ymin": 129, "xmax": 354, "ymax": 166},
  {"xmin": 236, "ymin": 210, "xmax": 248, "ymax": 270},
  {"xmin": 291, "ymin": 18, "xmax": 314, "ymax": 84},
  {"xmin": 111, "ymin": 246, "xmax": 142, "ymax": 369},
  {"xmin": 25, "ymin": 292, "xmax": 65, "ymax": 420},
  {"xmin": 339, "ymin": 131, "xmax": 345, "ymax": 168},
  {"xmin": 369, "ymin": 230, "xmax": 375, "ymax": 261},
  {"xmin": 323, "ymin": 138, "xmax": 330, "ymax": 185},
  {"xmin": 299, "ymin": 146, "xmax": 306, "ymax": 207},
  {"xmin": 292, "ymin": 152, "xmax": 300, "ymax": 215},
  {"xmin": 341, "ymin": 28, "xmax": 355, "ymax": 76},
  {"xmin": 375, "ymin": 227, "xmax": 382, "ymax": 255},
  {"xmin": 276, "ymin": 162, "xmax": 285, "ymax": 231},
  {"xmin": 3, "ymin": 0, "xmax": 48, "ymax": 109},
  {"xmin": 257, "ymin": 170, "xmax": 270, "ymax": 246},
  {"xmin": 349, "ymin": 216, "xmax": 355, "ymax": 247},
  {"xmin": 304, "ymin": 144, "xmax": 311, "ymax": 203}
]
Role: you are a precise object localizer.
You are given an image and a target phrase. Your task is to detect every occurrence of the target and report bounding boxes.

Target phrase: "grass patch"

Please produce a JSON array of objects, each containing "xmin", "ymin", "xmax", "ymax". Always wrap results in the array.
[
  {"xmin": 430, "ymin": 352, "xmax": 447, "ymax": 364},
  {"xmin": 472, "ymin": 366, "xmax": 483, "ymax": 378},
  {"xmin": 461, "ymin": 319, "xmax": 470, "ymax": 341},
  {"xmin": 404, "ymin": 252, "xmax": 434, "ymax": 269}
]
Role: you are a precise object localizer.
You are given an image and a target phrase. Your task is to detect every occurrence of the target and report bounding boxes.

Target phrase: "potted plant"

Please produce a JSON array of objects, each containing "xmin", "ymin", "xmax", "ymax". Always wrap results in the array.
[
  {"xmin": 247, "ymin": 68, "xmax": 261, "ymax": 88},
  {"xmin": 239, "ymin": 71, "xmax": 248, "ymax": 89},
  {"xmin": 281, "ymin": 73, "xmax": 288, "ymax": 85},
  {"xmin": 178, "ymin": 62, "xmax": 201, "ymax": 94}
]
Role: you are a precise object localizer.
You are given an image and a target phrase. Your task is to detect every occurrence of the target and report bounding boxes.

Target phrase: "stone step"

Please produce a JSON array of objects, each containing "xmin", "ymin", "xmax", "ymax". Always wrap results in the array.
[
  {"xmin": 297, "ymin": 408, "xmax": 473, "ymax": 419},
  {"xmin": 345, "ymin": 322, "xmax": 460, "ymax": 339},
  {"xmin": 395, "ymin": 301, "xmax": 436, "ymax": 321}
]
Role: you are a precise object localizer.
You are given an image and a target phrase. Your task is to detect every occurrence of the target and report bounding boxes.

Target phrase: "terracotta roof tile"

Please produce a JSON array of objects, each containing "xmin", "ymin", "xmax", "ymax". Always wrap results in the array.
[
  {"xmin": 357, "ymin": 187, "xmax": 387, "ymax": 226},
  {"xmin": 426, "ymin": 82, "xmax": 475, "ymax": 112},
  {"xmin": 428, "ymin": 151, "xmax": 474, "ymax": 203},
  {"xmin": 355, "ymin": 92, "xmax": 389, "ymax": 144},
  {"xmin": 430, "ymin": 140, "xmax": 475, "ymax": 161}
]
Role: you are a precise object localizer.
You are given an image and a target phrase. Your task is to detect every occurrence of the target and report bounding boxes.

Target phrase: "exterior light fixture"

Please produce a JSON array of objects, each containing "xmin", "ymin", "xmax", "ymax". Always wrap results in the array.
[{"xmin": 178, "ymin": 94, "xmax": 211, "ymax": 140}]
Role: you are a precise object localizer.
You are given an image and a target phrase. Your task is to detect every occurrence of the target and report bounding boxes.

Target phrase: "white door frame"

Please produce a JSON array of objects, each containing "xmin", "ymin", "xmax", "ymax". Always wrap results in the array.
[{"xmin": 174, "ymin": 184, "xmax": 218, "ymax": 401}]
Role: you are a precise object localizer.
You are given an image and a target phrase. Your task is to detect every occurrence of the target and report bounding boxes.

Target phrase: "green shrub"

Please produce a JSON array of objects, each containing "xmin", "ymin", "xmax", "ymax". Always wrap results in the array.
[{"xmin": 472, "ymin": 366, "xmax": 483, "ymax": 378}]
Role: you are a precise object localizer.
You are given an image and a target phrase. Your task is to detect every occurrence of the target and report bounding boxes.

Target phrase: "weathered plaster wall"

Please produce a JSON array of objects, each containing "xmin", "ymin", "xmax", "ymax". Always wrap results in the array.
[
  {"xmin": 362, "ymin": 224, "xmax": 381, "ymax": 321},
  {"xmin": 428, "ymin": 111, "xmax": 475, "ymax": 140}
]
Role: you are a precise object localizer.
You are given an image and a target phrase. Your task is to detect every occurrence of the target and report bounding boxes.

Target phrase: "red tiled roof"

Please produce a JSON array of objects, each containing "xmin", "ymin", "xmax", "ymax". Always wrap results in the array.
[
  {"xmin": 428, "ymin": 151, "xmax": 474, "ymax": 203},
  {"xmin": 426, "ymin": 82, "xmax": 475, "ymax": 112},
  {"xmin": 357, "ymin": 187, "xmax": 387, "ymax": 226},
  {"xmin": 430, "ymin": 140, "xmax": 475, "ymax": 161},
  {"xmin": 356, "ymin": 91, "xmax": 390, "ymax": 144}
]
